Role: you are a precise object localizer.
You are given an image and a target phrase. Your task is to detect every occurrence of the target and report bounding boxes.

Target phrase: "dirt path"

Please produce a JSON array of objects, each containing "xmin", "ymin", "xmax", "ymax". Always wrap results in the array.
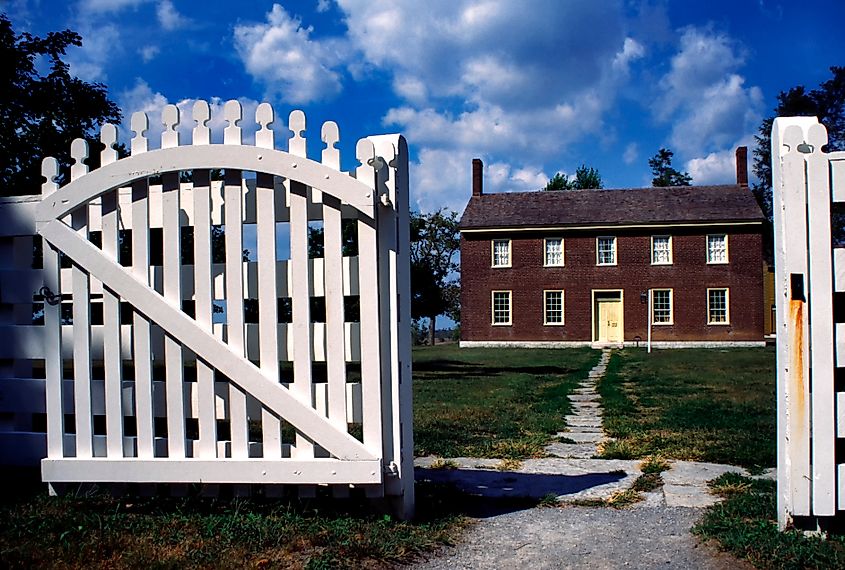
[{"xmin": 412, "ymin": 503, "xmax": 751, "ymax": 570}]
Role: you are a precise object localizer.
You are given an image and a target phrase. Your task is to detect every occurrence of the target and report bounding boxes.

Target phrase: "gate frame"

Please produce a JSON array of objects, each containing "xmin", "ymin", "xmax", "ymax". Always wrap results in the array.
[{"xmin": 12, "ymin": 100, "xmax": 413, "ymax": 518}]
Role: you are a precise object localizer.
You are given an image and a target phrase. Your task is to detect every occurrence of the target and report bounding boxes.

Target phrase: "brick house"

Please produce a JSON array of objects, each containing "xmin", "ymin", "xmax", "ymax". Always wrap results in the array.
[{"xmin": 459, "ymin": 148, "xmax": 766, "ymax": 347}]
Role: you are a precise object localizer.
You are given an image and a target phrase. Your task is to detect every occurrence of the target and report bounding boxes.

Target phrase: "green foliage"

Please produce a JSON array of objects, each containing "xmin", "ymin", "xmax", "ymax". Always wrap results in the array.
[
  {"xmin": 410, "ymin": 209, "xmax": 460, "ymax": 344},
  {"xmin": 543, "ymin": 165, "xmax": 603, "ymax": 190},
  {"xmin": 413, "ymin": 345, "xmax": 597, "ymax": 458},
  {"xmin": 0, "ymin": 14, "xmax": 123, "ymax": 195},
  {"xmin": 545, "ymin": 172, "xmax": 570, "ymax": 190},
  {"xmin": 648, "ymin": 148, "xmax": 692, "ymax": 187},
  {"xmin": 694, "ymin": 475, "xmax": 845, "ymax": 569},
  {"xmin": 752, "ymin": 66, "xmax": 845, "ymax": 222},
  {"xmin": 597, "ymin": 348, "xmax": 775, "ymax": 467}
]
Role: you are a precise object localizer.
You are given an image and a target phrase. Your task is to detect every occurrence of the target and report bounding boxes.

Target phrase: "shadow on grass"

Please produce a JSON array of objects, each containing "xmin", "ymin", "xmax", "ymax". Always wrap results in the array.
[
  {"xmin": 413, "ymin": 359, "xmax": 581, "ymax": 378},
  {"xmin": 416, "ymin": 467, "xmax": 627, "ymax": 518}
]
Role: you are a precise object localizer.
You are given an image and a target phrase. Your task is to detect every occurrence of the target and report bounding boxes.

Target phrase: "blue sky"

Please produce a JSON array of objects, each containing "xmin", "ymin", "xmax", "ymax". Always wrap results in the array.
[{"xmin": 4, "ymin": 0, "xmax": 844, "ymax": 214}]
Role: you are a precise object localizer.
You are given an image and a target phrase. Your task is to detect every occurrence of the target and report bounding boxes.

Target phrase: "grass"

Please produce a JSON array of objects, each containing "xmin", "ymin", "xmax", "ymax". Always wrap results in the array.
[
  {"xmin": 413, "ymin": 345, "xmax": 597, "ymax": 459},
  {"xmin": 694, "ymin": 474, "xmax": 845, "ymax": 569},
  {"xmin": 0, "ymin": 478, "xmax": 466, "ymax": 569},
  {"xmin": 597, "ymin": 348, "xmax": 775, "ymax": 468}
]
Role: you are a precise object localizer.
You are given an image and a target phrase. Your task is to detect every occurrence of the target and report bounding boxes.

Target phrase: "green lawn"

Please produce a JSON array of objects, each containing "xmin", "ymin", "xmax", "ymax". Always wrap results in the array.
[
  {"xmin": 694, "ymin": 473, "xmax": 845, "ymax": 569},
  {"xmin": 0, "ymin": 477, "xmax": 465, "ymax": 570},
  {"xmin": 413, "ymin": 344, "xmax": 598, "ymax": 459},
  {"xmin": 597, "ymin": 348, "xmax": 776, "ymax": 468}
]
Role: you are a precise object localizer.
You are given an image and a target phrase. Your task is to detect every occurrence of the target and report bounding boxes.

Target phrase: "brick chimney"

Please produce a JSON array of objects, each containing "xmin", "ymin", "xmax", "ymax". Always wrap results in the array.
[
  {"xmin": 736, "ymin": 146, "xmax": 748, "ymax": 187},
  {"xmin": 472, "ymin": 158, "xmax": 483, "ymax": 196}
]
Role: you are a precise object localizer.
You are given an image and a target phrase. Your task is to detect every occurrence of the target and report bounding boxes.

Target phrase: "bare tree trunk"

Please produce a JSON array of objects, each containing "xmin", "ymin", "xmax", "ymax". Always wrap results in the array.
[{"xmin": 428, "ymin": 315, "xmax": 436, "ymax": 346}]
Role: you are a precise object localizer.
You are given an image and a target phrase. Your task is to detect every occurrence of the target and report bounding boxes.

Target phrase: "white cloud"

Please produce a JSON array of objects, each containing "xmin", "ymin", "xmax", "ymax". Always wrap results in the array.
[
  {"xmin": 139, "ymin": 45, "xmax": 160, "ymax": 62},
  {"xmin": 66, "ymin": 23, "xmax": 121, "ymax": 81},
  {"xmin": 622, "ymin": 143, "xmax": 638, "ymax": 165},
  {"xmin": 685, "ymin": 135, "xmax": 755, "ymax": 185},
  {"xmin": 316, "ymin": 0, "xmax": 332, "ymax": 13},
  {"xmin": 409, "ymin": 148, "xmax": 547, "ymax": 213},
  {"xmin": 119, "ymin": 79, "xmax": 264, "ymax": 148},
  {"xmin": 233, "ymin": 4, "xmax": 344, "ymax": 104},
  {"xmin": 77, "ymin": 0, "xmax": 149, "ymax": 14},
  {"xmin": 337, "ymin": 0, "xmax": 625, "ymax": 109},
  {"xmin": 655, "ymin": 27, "xmax": 763, "ymax": 157},
  {"xmin": 612, "ymin": 37, "xmax": 645, "ymax": 74},
  {"xmin": 332, "ymin": 1, "xmax": 639, "ymax": 210},
  {"xmin": 156, "ymin": 0, "xmax": 190, "ymax": 31}
]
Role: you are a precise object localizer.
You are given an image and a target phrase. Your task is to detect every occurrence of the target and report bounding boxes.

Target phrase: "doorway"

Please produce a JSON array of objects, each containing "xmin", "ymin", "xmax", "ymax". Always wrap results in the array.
[{"xmin": 593, "ymin": 290, "xmax": 623, "ymax": 344}]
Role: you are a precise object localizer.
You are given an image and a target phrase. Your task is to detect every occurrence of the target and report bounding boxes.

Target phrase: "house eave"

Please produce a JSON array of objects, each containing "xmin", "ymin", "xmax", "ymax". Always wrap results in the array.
[{"xmin": 459, "ymin": 219, "xmax": 765, "ymax": 234}]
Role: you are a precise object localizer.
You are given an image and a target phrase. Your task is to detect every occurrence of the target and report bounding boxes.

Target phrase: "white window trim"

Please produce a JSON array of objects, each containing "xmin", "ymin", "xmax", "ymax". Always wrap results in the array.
[
  {"xmin": 491, "ymin": 290, "xmax": 512, "ymax": 326},
  {"xmin": 706, "ymin": 234, "xmax": 729, "ymax": 264},
  {"xmin": 707, "ymin": 287, "xmax": 730, "ymax": 325},
  {"xmin": 651, "ymin": 235, "xmax": 673, "ymax": 265},
  {"xmin": 491, "ymin": 239, "xmax": 512, "ymax": 268},
  {"xmin": 543, "ymin": 289, "xmax": 565, "ymax": 325},
  {"xmin": 596, "ymin": 236, "xmax": 617, "ymax": 266},
  {"xmin": 543, "ymin": 238, "xmax": 565, "ymax": 267},
  {"xmin": 651, "ymin": 288, "xmax": 673, "ymax": 325}
]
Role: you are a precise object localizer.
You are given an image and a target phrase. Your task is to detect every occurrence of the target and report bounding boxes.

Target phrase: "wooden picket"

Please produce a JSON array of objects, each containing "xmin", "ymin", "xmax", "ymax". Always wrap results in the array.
[
  {"xmin": 0, "ymin": 100, "xmax": 413, "ymax": 517},
  {"xmin": 773, "ymin": 116, "xmax": 845, "ymax": 528}
]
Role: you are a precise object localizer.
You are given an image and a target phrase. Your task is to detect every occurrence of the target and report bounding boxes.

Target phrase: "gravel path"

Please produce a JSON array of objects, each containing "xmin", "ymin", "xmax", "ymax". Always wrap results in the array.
[{"xmin": 412, "ymin": 503, "xmax": 750, "ymax": 570}]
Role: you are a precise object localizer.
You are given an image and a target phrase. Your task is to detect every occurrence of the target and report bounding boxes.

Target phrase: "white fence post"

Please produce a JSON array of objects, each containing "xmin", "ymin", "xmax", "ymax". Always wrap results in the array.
[{"xmin": 773, "ymin": 116, "xmax": 845, "ymax": 528}]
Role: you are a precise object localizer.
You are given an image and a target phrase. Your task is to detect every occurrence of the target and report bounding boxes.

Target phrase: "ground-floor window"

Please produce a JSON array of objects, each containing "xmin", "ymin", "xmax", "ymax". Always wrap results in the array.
[
  {"xmin": 708, "ymin": 288, "xmax": 729, "ymax": 324},
  {"xmin": 492, "ymin": 290, "xmax": 512, "ymax": 325},
  {"xmin": 651, "ymin": 289, "xmax": 672, "ymax": 324},
  {"xmin": 544, "ymin": 290, "xmax": 564, "ymax": 324}
]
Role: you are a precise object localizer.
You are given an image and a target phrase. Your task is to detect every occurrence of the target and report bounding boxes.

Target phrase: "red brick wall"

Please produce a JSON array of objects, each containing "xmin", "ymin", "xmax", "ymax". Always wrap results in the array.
[{"xmin": 460, "ymin": 227, "xmax": 764, "ymax": 342}]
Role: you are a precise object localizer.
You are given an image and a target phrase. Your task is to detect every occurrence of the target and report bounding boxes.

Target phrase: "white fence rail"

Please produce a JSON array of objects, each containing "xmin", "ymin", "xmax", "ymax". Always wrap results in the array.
[
  {"xmin": 774, "ymin": 116, "xmax": 845, "ymax": 528},
  {"xmin": 0, "ymin": 100, "xmax": 413, "ymax": 516}
]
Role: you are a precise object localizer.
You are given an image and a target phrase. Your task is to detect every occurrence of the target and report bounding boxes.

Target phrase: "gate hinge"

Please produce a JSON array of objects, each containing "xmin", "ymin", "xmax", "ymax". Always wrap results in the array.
[{"xmin": 383, "ymin": 461, "xmax": 399, "ymax": 478}]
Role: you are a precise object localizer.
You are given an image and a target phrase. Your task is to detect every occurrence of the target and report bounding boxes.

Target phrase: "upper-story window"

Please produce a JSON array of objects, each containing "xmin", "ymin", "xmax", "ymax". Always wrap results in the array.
[
  {"xmin": 544, "ymin": 238, "xmax": 564, "ymax": 266},
  {"xmin": 492, "ymin": 239, "xmax": 511, "ymax": 267},
  {"xmin": 707, "ymin": 234, "xmax": 728, "ymax": 264},
  {"xmin": 651, "ymin": 235, "xmax": 672, "ymax": 265},
  {"xmin": 597, "ymin": 236, "xmax": 616, "ymax": 265}
]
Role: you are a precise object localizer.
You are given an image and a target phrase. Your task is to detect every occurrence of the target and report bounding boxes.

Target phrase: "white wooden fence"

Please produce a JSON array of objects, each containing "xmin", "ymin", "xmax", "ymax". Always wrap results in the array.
[
  {"xmin": 0, "ymin": 101, "xmax": 413, "ymax": 517},
  {"xmin": 774, "ymin": 116, "xmax": 845, "ymax": 528}
]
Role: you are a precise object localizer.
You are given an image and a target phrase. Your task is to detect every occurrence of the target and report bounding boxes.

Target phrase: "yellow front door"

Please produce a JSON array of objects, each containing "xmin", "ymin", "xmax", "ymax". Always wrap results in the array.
[{"xmin": 597, "ymin": 300, "xmax": 623, "ymax": 343}]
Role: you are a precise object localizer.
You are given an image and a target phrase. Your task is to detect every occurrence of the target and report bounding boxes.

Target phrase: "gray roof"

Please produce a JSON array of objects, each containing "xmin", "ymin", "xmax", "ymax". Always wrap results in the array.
[{"xmin": 459, "ymin": 185, "xmax": 765, "ymax": 230}]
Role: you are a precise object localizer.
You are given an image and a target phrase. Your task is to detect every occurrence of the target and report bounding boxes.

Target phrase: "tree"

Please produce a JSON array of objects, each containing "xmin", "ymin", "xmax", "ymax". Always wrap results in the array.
[
  {"xmin": 0, "ymin": 14, "xmax": 122, "ymax": 195},
  {"xmin": 649, "ymin": 148, "xmax": 692, "ymax": 187},
  {"xmin": 543, "ymin": 164, "xmax": 603, "ymax": 190},
  {"xmin": 410, "ymin": 209, "xmax": 460, "ymax": 345},
  {"xmin": 752, "ymin": 67, "xmax": 845, "ymax": 221}
]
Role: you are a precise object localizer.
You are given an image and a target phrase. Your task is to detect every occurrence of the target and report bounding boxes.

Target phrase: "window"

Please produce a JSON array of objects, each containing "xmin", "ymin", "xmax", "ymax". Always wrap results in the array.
[
  {"xmin": 492, "ymin": 239, "xmax": 511, "ymax": 267},
  {"xmin": 544, "ymin": 238, "xmax": 564, "ymax": 266},
  {"xmin": 707, "ymin": 234, "xmax": 728, "ymax": 264},
  {"xmin": 708, "ymin": 288, "xmax": 729, "ymax": 324},
  {"xmin": 492, "ymin": 290, "xmax": 512, "ymax": 325},
  {"xmin": 651, "ymin": 289, "xmax": 672, "ymax": 324},
  {"xmin": 597, "ymin": 236, "xmax": 616, "ymax": 265},
  {"xmin": 651, "ymin": 236, "xmax": 672, "ymax": 265},
  {"xmin": 544, "ymin": 290, "xmax": 564, "ymax": 324}
]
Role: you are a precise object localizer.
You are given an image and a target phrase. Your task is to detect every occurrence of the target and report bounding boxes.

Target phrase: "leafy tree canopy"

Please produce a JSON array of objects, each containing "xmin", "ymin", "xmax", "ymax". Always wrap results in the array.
[
  {"xmin": 752, "ymin": 66, "xmax": 845, "ymax": 221},
  {"xmin": 543, "ymin": 165, "xmax": 603, "ymax": 190},
  {"xmin": 0, "ymin": 14, "xmax": 122, "ymax": 195},
  {"xmin": 649, "ymin": 148, "xmax": 692, "ymax": 187},
  {"xmin": 410, "ymin": 209, "xmax": 460, "ymax": 345}
]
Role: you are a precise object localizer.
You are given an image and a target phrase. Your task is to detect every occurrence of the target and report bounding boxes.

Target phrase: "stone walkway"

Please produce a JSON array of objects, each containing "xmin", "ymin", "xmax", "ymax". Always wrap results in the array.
[{"xmin": 546, "ymin": 348, "xmax": 611, "ymax": 459}]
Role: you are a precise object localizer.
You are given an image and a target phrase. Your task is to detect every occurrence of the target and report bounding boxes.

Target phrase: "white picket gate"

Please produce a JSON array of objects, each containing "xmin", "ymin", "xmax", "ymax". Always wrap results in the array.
[
  {"xmin": 773, "ymin": 116, "xmax": 845, "ymax": 528},
  {"xmin": 0, "ymin": 100, "xmax": 413, "ymax": 516}
]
